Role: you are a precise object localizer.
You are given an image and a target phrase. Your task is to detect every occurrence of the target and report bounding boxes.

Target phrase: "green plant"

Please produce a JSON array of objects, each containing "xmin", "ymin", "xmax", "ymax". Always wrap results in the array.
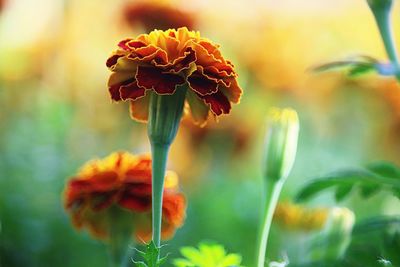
[
  {"xmin": 296, "ymin": 161, "xmax": 400, "ymax": 202},
  {"xmin": 172, "ymin": 242, "xmax": 242, "ymax": 267}
]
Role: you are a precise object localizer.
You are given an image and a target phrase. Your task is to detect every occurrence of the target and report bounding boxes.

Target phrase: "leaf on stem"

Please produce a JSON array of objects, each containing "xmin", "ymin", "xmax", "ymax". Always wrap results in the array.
[
  {"xmin": 295, "ymin": 162, "xmax": 400, "ymax": 202},
  {"xmin": 310, "ymin": 55, "xmax": 399, "ymax": 78},
  {"xmin": 133, "ymin": 241, "xmax": 169, "ymax": 267}
]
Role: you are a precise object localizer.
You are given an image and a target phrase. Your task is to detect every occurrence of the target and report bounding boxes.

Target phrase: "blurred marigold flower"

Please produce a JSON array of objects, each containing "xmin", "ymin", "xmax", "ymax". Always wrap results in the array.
[
  {"xmin": 106, "ymin": 27, "xmax": 242, "ymax": 126},
  {"xmin": 123, "ymin": 1, "xmax": 196, "ymax": 32},
  {"xmin": 273, "ymin": 202, "xmax": 329, "ymax": 231},
  {"xmin": 63, "ymin": 152, "xmax": 186, "ymax": 241}
]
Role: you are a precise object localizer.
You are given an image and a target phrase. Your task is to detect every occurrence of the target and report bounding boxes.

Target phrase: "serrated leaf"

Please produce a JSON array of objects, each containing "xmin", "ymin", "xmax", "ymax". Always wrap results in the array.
[
  {"xmin": 295, "ymin": 165, "xmax": 400, "ymax": 202},
  {"xmin": 348, "ymin": 64, "xmax": 375, "ymax": 77},
  {"xmin": 352, "ymin": 216, "xmax": 400, "ymax": 234},
  {"xmin": 220, "ymin": 254, "xmax": 242, "ymax": 266},
  {"xmin": 133, "ymin": 241, "xmax": 167, "ymax": 267},
  {"xmin": 310, "ymin": 54, "xmax": 400, "ymax": 79},
  {"xmin": 335, "ymin": 184, "xmax": 354, "ymax": 201},
  {"xmin": 366, "ymin": 162, "xmax": 400, "ymax": 178},
  {"xmin": 359, "ymin": 183, "xmax": 381, "ymax": 198},
  {"xmin": 172, "ymin": 242, "xmax": 242, "ymax": 267}
]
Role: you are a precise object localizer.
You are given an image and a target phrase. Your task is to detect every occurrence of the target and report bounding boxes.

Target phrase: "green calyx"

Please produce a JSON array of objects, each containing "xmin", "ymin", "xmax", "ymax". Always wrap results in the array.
[
  {"xmin": 367, "ymin": 0, "xmax": 393, "ymax": 11},
  {"xmin": 148, "ymin": 85, "xmax": 188, "ymax": 147}
]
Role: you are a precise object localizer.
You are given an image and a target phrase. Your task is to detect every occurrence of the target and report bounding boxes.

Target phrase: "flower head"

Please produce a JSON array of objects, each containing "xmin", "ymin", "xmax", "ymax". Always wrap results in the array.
[
  {"xmin": 273, "ymin": 202, "xmax": 328, "ymax": 231},
  {"xmin": 263, "ymin": 108, "xmax": 299, "ymax": 181},
  {"xmin": 106, "ymin": 27, "xmax": 242, "ymax": 126},
  {"xmin": 63, "ymin": 152, "xmax": 186, "ymax": 241},
  {"xmin": 123, "ymin": 1, "xmax": 196, "ymax": 32}
]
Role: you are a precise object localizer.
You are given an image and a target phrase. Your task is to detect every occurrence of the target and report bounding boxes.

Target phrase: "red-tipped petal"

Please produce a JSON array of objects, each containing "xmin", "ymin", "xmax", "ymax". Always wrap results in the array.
[
  {"xmin": 202, "ymin": 91, "xmax": 231, "ymax": 116},
  {"xmin": 120, "ymin": 80, "xmax": 146, "ymax": 101},
  {"xmin": 136, "ymin": 66, "xmax": 185, "ymax": 94},
  {"xmin": 187, "ymin": 71, "xmax": 219, "ymax": 96}
]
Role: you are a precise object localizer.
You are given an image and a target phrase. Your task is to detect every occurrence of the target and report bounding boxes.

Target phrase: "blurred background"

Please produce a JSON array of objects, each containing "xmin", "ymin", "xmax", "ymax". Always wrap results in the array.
[{"xmin": 1, "ymin": 0, "xmax": 400, "ymax": 266}]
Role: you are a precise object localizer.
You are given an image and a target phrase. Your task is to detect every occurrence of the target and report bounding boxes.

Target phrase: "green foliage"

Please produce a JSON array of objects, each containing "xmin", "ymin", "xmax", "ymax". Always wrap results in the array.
[
  {"xmin": 133, "ymin": 241, "xmax": 168, "ymax": 267},
  {"xmin": 172, "ymin": 242, "xmax": 242, "ymax": 267},
  {"xmin": 345, "ymin": 215, "xmax": 400, "ymax": 267},
  {"xmin": 311, "ymin": 55, "xmax": 399, "ymax": 78},
  {"xmin": 295, "ymin": 161, "xmax": 400, "ymax": 202}
]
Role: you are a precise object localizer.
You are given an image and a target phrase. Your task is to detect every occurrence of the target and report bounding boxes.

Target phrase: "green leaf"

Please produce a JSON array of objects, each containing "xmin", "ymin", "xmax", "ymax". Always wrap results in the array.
[
  {"xmin": 335, "ymin": 184, "xmax": 354, "ymax": 201},
  {"xmin": 366, "ymin": 162, "xmax": 400, "ymax": 178},
  {"xmin": 348, "ymin": 64, "xmax": 375, "ymax": 77},
  {"xmin": 172, "ymin": 242, "xmax": 242, "ymax": 267},
  {"xmin": 311, "ymin": 54, "xmax": 400, "ymax": 79},
  {"xmin": 295, "ymin": 163, "xmax": 400, "ymax": 202},
  {"xmin": 353, "ymin": 216, "xmax": 400, "ymax": 235},
  {"xmin": 133, "ymin": 241, "xmax": 168, "ymax": 267}
]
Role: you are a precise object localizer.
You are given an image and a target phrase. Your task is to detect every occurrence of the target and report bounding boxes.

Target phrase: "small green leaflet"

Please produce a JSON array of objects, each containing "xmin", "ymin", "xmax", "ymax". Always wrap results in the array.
[
  {"xmin": 295, "ymin": 161, "xmax": 400, "ymax": 202},
  {"xmin": 172, "ymin": 242, "xmax": 242, "ymax": 267},
  {"xmin": 133, "ymin": 241, "xmax": 169, "ymax": 267},
  {"xmin": 311, "ymin": 55, "xmax": 399, "ymax": 78}
]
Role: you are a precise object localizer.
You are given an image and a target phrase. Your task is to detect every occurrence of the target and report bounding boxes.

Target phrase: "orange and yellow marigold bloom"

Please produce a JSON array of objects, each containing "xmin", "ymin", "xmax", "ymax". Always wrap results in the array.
[
  {"xmin": 106, "ymin": 27, "xmax": 242, "ymax": 126},
  {"xmin": 63, "ymin": 152, "xmax": 186, "ymax": 241}
]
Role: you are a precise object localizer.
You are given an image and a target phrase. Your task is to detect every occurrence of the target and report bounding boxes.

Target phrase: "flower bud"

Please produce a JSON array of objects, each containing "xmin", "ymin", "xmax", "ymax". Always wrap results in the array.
[{"xmin": 263, "ymin": 108, "xmax": 299, "ymax": 182}]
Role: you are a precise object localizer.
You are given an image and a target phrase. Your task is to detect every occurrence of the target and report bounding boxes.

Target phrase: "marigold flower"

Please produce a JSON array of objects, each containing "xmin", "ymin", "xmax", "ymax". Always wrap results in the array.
[
  {"xmin": 106, "ymin": 27, "xmax": 242, "ymax": 126},
  {"xmin": 273, "ymin": 202, "xmax": 329, "ymax": 231},
  {"xmin": 123, "ymin": 1, "xmax": 196, "ymax": 32},
  {"xmin": 63, "ymin": 152, "xmax": 186, "ymax": 241}
]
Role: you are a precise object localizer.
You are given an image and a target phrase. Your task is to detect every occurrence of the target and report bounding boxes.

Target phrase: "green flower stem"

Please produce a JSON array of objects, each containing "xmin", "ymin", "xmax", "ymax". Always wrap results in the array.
[
  {"xmin": 108, "ymin": 207, "xmax": 134, "ymax": 267},
  {"xmin": 256, "ymin": 179, "xmax": 284, "ymax": 267},
  {"xmin": 148, "ymin": 85, "xmax": 188, "ymax": 247},
  {"xmin": 369, "ymin": 2, "xmax": 400, "ymax": 80},
  {"xmin": 150, "ymin": 143, "xmax": 169, "ymax": 246}
]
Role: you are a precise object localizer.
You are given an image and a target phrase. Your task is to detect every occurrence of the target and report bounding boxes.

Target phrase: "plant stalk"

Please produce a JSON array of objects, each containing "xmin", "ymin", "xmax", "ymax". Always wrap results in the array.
[
  {"xmin": 147, "ymin": 86, "xmax": 187, "ymax": 248},
  {"xmin": 150, "ymin": 143, "xmax": 169, "ymax": 247},
  {"xmin": 256, "ymin": 180, "xmax": 284, "ymax": 267}
]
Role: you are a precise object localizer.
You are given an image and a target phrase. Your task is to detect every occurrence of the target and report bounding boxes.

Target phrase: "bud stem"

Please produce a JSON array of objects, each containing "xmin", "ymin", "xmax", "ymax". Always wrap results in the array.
[{"xmin": 256, "ymin": 180, "xmax": 284, "ymax": 267}]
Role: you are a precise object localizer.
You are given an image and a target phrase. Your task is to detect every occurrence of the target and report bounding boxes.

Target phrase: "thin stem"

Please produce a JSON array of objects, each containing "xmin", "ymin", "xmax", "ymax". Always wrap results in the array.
[
  {"xmin": 372, "ymin": 6, "xmax": 400, "ymax": 80},
  {"xmin": 256, "ymin": 180, "xmax": 284, "ymax": 267},
  {"xmin": 151, "ymin": 143, "xmax": 170, "ymax": 247},
  {"xmin": 147, "ymin": 87, "xmax": 187, "ymax": 248}
]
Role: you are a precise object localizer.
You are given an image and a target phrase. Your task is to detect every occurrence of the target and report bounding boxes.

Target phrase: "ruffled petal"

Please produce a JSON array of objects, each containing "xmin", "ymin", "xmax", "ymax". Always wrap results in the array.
[
  {"xmin": 136, "ymin": 66, "xmax": 185, "ymax": 94},
  {"xmin": 187, "ymin": 70, "xmax": 219, "ymax": 96},
  {"xmin": 129, "ymin": 92, "xmax": 151, "ymax": 122},
  {"xmin": 219, "ymin": 78, "xmax": 242, "ymax": 104},
  {"xmin": 202, "ymin": 91, "xmax": 231, "ymax": 116},
  {"xmin": 120, "ymin": 80, "xmax": 146, "ymax": 101}
]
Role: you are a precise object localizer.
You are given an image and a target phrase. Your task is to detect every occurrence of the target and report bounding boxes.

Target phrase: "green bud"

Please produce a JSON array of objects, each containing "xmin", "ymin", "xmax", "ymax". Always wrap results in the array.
[{"xmin": 263, "ymin": 108, "xmax": 299, "ymax": 182}]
